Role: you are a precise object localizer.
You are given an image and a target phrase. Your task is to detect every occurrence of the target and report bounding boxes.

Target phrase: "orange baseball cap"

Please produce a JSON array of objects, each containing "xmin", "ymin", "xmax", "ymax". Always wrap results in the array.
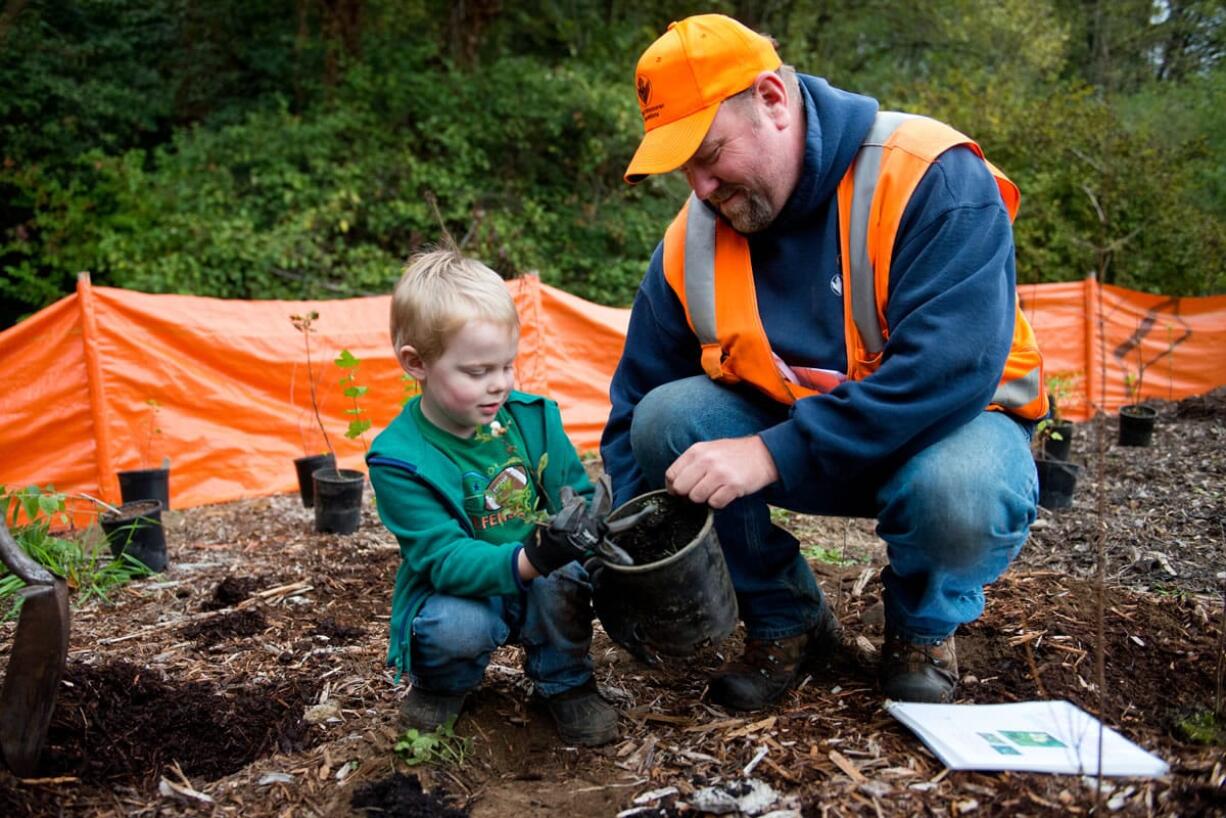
[{"xmin": 624, "ymin": 14, "xmax": 781, "ymax": 184}]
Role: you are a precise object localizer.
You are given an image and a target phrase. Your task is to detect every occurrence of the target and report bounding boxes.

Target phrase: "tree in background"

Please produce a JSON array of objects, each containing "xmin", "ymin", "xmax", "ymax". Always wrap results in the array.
[{"xmin": 1, "ymin": 0, "xmax": 1222, "ymax": 329}]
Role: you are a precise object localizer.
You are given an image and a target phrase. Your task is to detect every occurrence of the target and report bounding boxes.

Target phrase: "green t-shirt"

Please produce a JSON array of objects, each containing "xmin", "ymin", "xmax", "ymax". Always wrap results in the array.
[{"xmin": 411, "ymin": 402, "xmax": 540, "ymax": 545}]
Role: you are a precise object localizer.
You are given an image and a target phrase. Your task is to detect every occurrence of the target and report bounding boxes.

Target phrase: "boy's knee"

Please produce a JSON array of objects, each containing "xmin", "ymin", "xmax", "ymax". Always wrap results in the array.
[{"xmin": 413, "ymin": 596, "xmax": 507, "ymax": 660}]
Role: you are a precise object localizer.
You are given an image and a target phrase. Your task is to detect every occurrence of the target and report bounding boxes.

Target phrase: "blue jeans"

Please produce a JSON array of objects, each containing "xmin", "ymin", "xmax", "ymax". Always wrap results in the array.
[
  {"xmin": 630, "ymin": 376, "xmax": 1037, "ymax": 644},
  {"xmin": 408, "ymin": 561, "xmax": 595, "ymax": 697}
]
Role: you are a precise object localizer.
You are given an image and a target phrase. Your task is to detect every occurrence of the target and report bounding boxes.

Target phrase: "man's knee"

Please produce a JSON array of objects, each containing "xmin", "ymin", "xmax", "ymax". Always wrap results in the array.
[
  {"xmin": 630, "ymin": 379, "xmax": 706, "ymax": 484},
  {"xmin": 631, "ymin": 377, "xmax": 780, "ymax": 487},
  {"xmin": 881, "ymin": 449, "xmax": 1035, "ymax": 570}
]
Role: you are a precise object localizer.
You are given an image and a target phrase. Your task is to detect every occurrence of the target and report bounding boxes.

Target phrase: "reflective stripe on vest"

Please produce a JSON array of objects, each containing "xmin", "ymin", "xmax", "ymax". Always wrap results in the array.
[{"xmin": 663, "ymin": 111, "xmax": 1048, "ymax": 419}]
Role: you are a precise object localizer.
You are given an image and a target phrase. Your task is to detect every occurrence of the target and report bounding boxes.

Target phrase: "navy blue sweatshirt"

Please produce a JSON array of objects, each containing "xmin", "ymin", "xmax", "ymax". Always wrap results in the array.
[{"xmin": 600, "ymin": 75, "xmax": 1019, "ymax": 505}]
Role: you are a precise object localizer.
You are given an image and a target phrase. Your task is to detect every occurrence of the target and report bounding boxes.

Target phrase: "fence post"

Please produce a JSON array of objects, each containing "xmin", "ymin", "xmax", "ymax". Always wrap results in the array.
[{"xmin": 77, "ymin": 272, "xmax": 119, "ymax": 503}]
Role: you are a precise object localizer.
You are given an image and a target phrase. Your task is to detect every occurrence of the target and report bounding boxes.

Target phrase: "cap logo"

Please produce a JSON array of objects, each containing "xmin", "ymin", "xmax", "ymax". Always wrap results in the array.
[{"xmin": 636, "ymin": 75, "xmax": 652, "ymax": 106}]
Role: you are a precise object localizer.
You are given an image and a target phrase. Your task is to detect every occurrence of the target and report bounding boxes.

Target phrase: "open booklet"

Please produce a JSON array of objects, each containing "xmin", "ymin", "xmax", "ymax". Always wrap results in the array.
[{"xmin": 885, "ymin": 700, "xmax": 1169, "ymax": 777}]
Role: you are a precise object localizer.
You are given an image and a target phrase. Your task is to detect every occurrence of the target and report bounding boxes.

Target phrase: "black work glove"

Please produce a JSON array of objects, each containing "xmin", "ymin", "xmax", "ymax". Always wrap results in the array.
[{"xmin": 522, "ymin": 486, "xmax": 606, "ymax": 576}]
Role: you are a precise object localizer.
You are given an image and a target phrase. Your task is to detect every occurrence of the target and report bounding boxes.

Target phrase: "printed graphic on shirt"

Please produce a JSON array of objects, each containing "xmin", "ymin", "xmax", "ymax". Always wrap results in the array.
[
  {"xmin": 830, "ymin": 273, "xmax": 843, "ymax": 297},
  {"xmin": 462, "ymin": 462, "xmax": 538, "ymax": 533}
]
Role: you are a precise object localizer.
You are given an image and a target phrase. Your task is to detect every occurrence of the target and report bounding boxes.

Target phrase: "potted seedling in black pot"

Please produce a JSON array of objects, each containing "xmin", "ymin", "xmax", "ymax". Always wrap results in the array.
[
  {"xmin": 309, "ymin": 348, "xmax": 370, "ymax": 535},
  {"xmin": 1033, "ymin": 420, "xmax": 1080, "ymax": 511},
  {"xmin": 99, "ymin": 498, "xmax": 168, "ymax": 572},
  {"xmin": 116, "ymin": 398, "xmax": 171, "ymax": 510},
  {"xmin": 1039, "ymin": 373, "xmax": 1076, "ymax": 461},
  {"xmin": 1031, "ymin": 374, "xmax": 1080, "ymax": 511},
  {"xmin": 289, "ymin": 311, "xmax": 336, "ymax": 507},
  {"xmin": 1119, "ymin": 370, "xmax": 1157, "ymax": 447}
]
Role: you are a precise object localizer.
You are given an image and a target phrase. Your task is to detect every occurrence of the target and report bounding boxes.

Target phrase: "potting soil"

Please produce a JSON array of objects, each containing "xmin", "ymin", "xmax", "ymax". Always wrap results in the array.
[
  {"xmin": 29, "ymin": 660, "xmax": 314, "ymax": 786},
  {"xmin": 608, "ymin": 495, "xmax": 708, "ymax": 564},
  {"xmin": 351, "ymin": 772, "xmax": 468, "ymax": 817}
]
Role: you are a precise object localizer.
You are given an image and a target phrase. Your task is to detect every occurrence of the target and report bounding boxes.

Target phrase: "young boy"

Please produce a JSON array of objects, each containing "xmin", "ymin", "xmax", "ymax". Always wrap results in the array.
[{"xmin": 367, "ymin": 248, "xmax": 618, "ymax": 747}]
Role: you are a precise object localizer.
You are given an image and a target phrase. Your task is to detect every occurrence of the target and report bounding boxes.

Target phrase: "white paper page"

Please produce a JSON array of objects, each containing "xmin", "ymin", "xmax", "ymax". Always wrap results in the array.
[{"xmin": 886, "ymin": 700, "xmax": 1169, "ymax": 777}]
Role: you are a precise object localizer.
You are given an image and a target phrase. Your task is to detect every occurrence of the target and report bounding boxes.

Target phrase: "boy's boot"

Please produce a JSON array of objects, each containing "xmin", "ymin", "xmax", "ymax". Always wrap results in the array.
[
  {"xmin": 879, "ymin": 631, "xmax": 958, "ymax": 703},
  {"xmin": 708, "ymin": 606, "xmax": 840, "ymax": 711},
  {"xmin": 543, "ymin": 679, "xmax": 618, "ymax": 747},
  {"xmin": 401, "ymin": 686, "xmax": 467, "ymax": 731}
]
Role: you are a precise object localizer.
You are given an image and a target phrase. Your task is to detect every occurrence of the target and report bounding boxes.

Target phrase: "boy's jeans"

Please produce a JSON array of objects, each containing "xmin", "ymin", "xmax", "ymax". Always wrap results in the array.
[
  {"xmin": 630, "ymin": 376, "xmax": 1038, "ymax": 645},
  {"xmin": 408, "ymin": 561, "xmax": 595, "ymax": 697}
]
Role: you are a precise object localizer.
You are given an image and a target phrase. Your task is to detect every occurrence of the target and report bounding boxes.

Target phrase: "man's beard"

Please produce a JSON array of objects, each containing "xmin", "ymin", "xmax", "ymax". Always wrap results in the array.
[{"xmin": 710, "ymin": 184, "xmax": 775, "ymax": 233}]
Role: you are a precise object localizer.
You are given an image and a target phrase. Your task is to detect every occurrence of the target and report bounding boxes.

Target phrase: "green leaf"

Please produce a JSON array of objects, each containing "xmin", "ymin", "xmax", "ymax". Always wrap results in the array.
[{"xmin": 335, "ymin": 349, "xmax": 360, "ymax": 369}]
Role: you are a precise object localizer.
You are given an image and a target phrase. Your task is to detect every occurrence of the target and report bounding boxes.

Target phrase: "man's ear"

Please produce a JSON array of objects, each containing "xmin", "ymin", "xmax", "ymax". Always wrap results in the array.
[
  {"xmin": 753, "ymin": 71, "xmax": 790, "ymax": 129},
  {"xmin": 398, "ymin": 344, "xmax": 428, "ymax": 380}
]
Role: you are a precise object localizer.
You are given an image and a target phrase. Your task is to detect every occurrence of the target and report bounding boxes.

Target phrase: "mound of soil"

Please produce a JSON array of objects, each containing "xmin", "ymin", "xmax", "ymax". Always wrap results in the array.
[
  {"xmin": 35, "ymin": 660, "xmax": 314, "ymax": 787},
  {"xmin": 201, "ymin": 575, "xmax": 263, "ymax": 610},
  {"xmin": 181, "ymin": 608, "xmax": 268, "ymax": 646},
  {"xmin": 351, "ymin": 772, "xmax": 467, "ymax": 817}
]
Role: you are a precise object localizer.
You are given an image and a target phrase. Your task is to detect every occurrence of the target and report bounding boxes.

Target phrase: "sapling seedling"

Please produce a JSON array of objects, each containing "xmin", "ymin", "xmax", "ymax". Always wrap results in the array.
[
  {"xmin": 290, "ymin": 311, "xmax": 337, "ymax": 463},
  {"xmin": 335, "ymin": 349, "xmax": 371, "ymax": 452}
]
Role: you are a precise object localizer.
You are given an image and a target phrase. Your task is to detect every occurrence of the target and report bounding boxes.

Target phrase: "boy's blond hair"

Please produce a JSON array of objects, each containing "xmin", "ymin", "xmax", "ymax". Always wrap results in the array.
[{"xmin": 391, "ymin": 248, "xmax": 519, "ymax": 362}]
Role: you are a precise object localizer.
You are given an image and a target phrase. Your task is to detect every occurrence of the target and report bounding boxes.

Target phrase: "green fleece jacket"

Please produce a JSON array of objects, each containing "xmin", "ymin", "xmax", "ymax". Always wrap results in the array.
[{"xmin": 367, "ymin": 391, "xmax": 593, "ymax": 676}]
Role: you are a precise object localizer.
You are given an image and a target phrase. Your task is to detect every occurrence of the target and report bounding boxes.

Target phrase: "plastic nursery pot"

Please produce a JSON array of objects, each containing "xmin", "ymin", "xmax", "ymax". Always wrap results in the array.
[
  {"xmin": 1034, "ymin": 457, "xmax": 1080, "ymax": 511},
  {"xmin": 1041, "ymin": 421, "xmax": 1075, "ymax": 462},
  {"xmin": 1118, "ymin": 404, "xmax": 1158, "ymax": 448},
  {"xmin": 293, "ymin": 453, "xmax": 336, "ymax": 508},
  {"xmin": 117, "ymin": 467, "xmax": 171, "ymax": 510},
  {"xmin": 99, "ymin": 499, "xmax": 168, "ymax": 572},
  {"xmin": 312, "ymin": 468, "xmax": 365, "ymax": 535},
  {"xmin": 591, "ymin": 490, "xmax": 738, "ymax": 662}
]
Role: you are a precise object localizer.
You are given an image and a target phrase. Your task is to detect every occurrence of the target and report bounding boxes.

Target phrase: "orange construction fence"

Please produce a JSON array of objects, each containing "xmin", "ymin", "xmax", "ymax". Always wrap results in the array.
[
  {"xmin": 1019, "ymin": 279, "xmax": 1226, "ymax": 421},
  {"xmin": 0, "ymin": 274, "xmax": 1224, "ymax": 511}
]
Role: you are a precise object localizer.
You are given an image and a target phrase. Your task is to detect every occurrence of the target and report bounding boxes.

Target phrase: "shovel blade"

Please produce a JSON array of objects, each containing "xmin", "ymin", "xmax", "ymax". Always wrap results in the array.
[{"xmin": 0, "ymin": 580, "xmax": 69, "ymax": 777}]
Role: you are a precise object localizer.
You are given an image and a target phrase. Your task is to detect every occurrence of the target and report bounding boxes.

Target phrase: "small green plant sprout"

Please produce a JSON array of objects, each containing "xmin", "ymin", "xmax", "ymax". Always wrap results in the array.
[
  {"xmin": 290, "ymin": 311, "xmax": 337, "ymax": 461},
  {"xmin": 0, "ymin": 485, "xmax": 151, "ymax": 617},
  {"xmin": 1032, "ymin": 418, "xmax": 1064, "ymax": 454},
  {"xmin": 801, "ymin": 544, "xmax": 865, "ymax": 567},
  {"xmin": 1044, "ymin": 372, "xmax": 1076, "ymax": 423},
  {"xmin": 335, "ymin": 349, "xmax": 371, "ymax": 451},
  {"xmin": 1124, "ymin": 370, "xmax": 1143, "ymax": 407},
  {"xmin": 393, "ymin": 717, "xmax": 471, "ymax": 766}
]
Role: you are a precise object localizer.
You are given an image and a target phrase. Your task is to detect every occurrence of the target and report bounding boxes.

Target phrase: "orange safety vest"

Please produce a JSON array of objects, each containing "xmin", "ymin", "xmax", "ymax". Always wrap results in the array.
[{"xmin": 661, "ymin": 111, "xmax": 1048, "ymax": 420}]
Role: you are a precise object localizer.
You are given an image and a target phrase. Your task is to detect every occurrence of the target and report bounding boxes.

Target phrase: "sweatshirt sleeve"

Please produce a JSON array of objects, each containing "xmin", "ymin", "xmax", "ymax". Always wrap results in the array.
[
  {"xmin": 369, "ymin": 463, "xmax": 522, "ymax": 599},
  {"xmin": 600, "ymin": 242, "xmax": 703, "ymax": 506},
  {"xmin": 759, "ymin": 147, "xmax": 1017, "ymax": 490}
]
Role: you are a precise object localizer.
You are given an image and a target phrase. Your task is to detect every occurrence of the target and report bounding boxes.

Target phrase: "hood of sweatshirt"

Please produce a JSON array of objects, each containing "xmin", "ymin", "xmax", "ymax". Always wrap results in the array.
[{"xmin": 765, "ymin": 75, "xmax": 878, "ymax": 234}]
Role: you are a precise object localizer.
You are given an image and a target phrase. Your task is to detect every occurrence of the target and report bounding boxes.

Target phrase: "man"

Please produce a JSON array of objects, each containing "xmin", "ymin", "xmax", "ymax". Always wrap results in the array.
[{"xmin": 600, "ymin": 14, "xmax": 1046, "ymax": 710}]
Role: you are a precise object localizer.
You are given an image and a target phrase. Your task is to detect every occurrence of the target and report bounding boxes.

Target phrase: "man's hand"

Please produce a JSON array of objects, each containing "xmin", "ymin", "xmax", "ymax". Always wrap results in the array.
[
  {"xmin": 665, "ymin": 436, "xmax": 779, "ymax": 509},
  {"xmin": 521, "ymin": 487, "xmax": 605, "ymax": 576}
]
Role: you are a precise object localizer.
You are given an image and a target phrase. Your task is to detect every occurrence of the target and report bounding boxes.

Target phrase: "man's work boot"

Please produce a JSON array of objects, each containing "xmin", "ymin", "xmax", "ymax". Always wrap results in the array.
[
  {"xmin": 400, "ymin": 686, "xmax": 467, "ymax": 731},
  {"xmin": 708, "ymin": 607, "xmax": 841, "ymax": 711},
  {"xmin": 879, "ymin": 632, "xmax": 958, "ymax": 703},
  {"xmin": 543, "ymin": 679, "xmax": 619, "ymax": 747}
]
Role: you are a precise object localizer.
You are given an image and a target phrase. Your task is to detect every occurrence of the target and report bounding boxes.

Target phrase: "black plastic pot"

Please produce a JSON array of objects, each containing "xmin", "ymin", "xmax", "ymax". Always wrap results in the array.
[
  {"xmin": 591, "ymin": 490, "xmax": 738, "ymax": 663},
  {"xmin": 1041, "ymin": 421, "xmax": 1075, "ymax": 462},
  {"xmin": 1118, "ymin": 404, "xmax": 1157, "ymax": 447},
  {"xmin": 1034, "ymin": 457, "xmax": 1080, "ymax": 511},
  {"xmin": 293, "ymin": 453, "xmax": 336, "ymax": 507},
  {"xmin": 99, "ymin": 499, "xmax": 167, "ymax": 572},
  {"xmin": 313, "ymin": 468, "xmax": 365, "ymax": 534},
  {"xmin": 117, "ymin": 467, "xmax": 170, "ymax": 510}
]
